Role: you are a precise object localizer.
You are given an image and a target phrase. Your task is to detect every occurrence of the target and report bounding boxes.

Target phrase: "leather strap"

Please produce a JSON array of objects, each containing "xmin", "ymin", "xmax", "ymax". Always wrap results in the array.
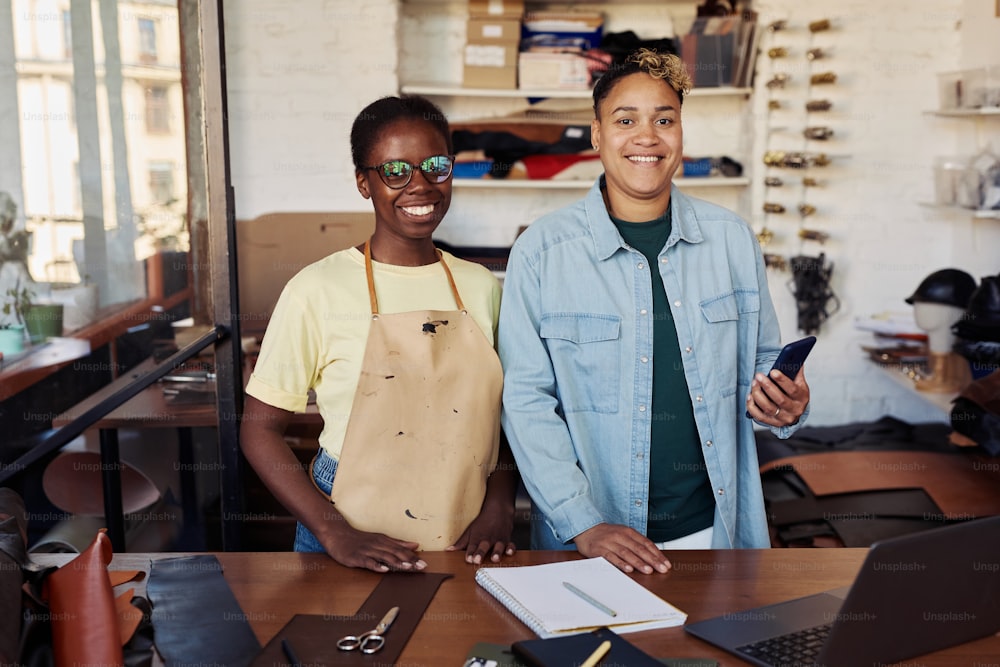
[
  {"xmin": 147, "ymin": 555, "xmax": 261, "ymax": 667},
  {"xmin": 252, "ymin": 571, "xmax": 452, "ymax": 665},
  {"xmin": 363, "ymin": 240, "xmax": 466, "ymax": 314}
]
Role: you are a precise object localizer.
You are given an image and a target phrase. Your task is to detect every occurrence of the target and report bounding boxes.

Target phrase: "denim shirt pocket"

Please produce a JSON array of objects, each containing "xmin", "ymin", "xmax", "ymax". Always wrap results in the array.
[
  {"xmin": 540, "ymin": 313, "xmax": 621, "ymax": 413},
  {"xmin": 699, "ymin": 290, "xmax": 760, "ymax": 394}
]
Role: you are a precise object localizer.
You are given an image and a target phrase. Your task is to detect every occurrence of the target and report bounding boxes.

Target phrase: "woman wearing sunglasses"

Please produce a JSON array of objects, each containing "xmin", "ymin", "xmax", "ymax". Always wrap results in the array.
[{"xmin": 241, "ymin": 95, "xmax": 518, "ymax": 572}]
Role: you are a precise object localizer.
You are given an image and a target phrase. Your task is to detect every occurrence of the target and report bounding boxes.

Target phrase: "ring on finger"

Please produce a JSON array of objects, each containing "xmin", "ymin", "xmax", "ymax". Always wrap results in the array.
[{"xmin": 774, "ymin": 407, "xmax": 781, "ymax": 417}]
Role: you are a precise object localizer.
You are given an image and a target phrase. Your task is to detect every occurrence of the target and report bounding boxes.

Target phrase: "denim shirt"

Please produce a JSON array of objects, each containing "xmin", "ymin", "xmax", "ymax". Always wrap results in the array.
[{"xmin": 498, "ymin": 179, "xmax": 808, "ymax": 550}]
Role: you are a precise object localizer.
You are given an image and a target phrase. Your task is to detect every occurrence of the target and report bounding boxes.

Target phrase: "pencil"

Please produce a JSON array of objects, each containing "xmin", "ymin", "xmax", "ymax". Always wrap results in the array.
[
  {"xmin": 580, "ymin": 639, "xmax": 612, "ymax": 667},
  {"xmin": 562, "ymin": 581, "xmax": 618, "ymax": 617}
]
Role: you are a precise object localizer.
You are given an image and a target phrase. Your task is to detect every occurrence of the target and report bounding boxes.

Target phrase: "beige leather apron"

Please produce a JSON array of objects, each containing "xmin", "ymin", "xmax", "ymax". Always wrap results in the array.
[{"xmin": 326, "ymin": 241, "xmax": 502, "ymax": 549}]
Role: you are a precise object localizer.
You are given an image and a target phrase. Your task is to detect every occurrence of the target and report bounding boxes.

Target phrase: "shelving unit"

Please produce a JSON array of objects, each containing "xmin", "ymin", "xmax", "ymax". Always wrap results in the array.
[
  {"xmin": 924, "ymin": 104, "xmax": 1000, "ymax": 221},
  {"xmin": 925, "ymin": 108, "xmax": 1000, "ymax": 118},
  {"xmin": 453, "ymin": 176, "xmax": 751, "ymax": 189},
  {"xmin": 918, "ymin": 202, "xmax": 1000, "ymax": 219},
  {"xmin": 401, "ymin": 83, "xmax": 753, "ymax": 99},
  {"xmin": 398, "ymin": 1, "xmax": 756, "ymax": 245}
]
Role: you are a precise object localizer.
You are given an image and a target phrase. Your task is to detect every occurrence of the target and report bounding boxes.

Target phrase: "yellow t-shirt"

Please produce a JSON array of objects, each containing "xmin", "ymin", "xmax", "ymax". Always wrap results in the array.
[{"xmin": 245, "ymin": 247, "xmax": 502, "ymax": 459}]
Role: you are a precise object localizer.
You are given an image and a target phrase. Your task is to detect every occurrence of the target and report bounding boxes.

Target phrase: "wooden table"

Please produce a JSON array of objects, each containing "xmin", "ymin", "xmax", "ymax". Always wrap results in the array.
[
  {"xmin": 31, "ymin": 549, "xmax": 1000, "ymax": 666},
  {"xmin": 51, "ymin": 357, "xmax": 321, "ymax": 551}
]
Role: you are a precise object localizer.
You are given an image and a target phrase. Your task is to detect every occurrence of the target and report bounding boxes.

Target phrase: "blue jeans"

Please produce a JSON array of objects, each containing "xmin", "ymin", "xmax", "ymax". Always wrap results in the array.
[{"xmin": 293, "ymin": 450, "xmax": 338, "ymax": 553}]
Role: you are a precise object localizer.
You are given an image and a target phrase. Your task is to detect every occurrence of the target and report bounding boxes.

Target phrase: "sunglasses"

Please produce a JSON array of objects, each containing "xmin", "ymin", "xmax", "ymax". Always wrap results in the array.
[{"xmin": 363, "ymin": 155, "xmax": 455, "ymax": 189}]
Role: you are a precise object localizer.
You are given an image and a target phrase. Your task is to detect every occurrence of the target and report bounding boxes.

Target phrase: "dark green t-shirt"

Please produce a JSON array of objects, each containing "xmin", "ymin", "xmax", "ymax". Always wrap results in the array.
[{"xmin": 611, "ymin": 207, "xmax": 715, "ymax": 542}]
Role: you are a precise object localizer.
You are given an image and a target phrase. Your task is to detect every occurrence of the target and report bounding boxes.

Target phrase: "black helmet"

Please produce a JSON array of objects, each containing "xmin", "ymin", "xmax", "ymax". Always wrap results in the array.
[
  {"xmin": 953, "ymin": 274, "xmax": 1000, "ymax": 342},
  {"xmin": 904, "ymin": 268, "xmax": 977, "ymax": 308}
]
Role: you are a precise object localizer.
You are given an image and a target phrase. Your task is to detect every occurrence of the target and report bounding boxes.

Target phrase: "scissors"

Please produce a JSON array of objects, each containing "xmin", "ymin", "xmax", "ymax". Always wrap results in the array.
[{"xmin": 336, "ymin": 606, "xmax": 399, "ymax": 654}]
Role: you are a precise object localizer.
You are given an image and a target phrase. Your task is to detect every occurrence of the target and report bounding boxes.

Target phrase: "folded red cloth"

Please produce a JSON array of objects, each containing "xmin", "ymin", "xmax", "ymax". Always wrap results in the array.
[{"xmin": 519, "ymin": 153, "xmax": 601, "ymax": 180}]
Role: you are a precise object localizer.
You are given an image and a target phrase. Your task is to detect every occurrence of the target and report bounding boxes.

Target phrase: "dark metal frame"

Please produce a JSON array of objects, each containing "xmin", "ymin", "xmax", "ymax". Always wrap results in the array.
[
  {"xmin": 0, "ymin": 326, "xmax": 227, "ymax": 551},
  {"xmin": 0, "ymin": 0, "xmax": 246, "ymax": 553}
]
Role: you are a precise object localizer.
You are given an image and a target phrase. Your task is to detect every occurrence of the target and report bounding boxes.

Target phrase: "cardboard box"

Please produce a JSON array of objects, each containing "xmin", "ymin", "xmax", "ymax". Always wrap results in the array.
[
  {"xmin": 518, "ymin": 51, "xmax": 591, "ymax": 90},
  {"xmin": 468, "ymin": 0, "xmax": 524, "ymax": 18},
  {"xmin": 521, "ymin": 11, "xmax": 603, "ymax": 51},
  {"xmin": 468, "ymin": 17, "xmax": 521, "ymax": 43},
  {"xmin": 236, "ymin": 212, "xmax": 374, "ymax": 329},
  {"xmin": 464, "ymin": 42, "xmax": 519, "ymax": 89}
]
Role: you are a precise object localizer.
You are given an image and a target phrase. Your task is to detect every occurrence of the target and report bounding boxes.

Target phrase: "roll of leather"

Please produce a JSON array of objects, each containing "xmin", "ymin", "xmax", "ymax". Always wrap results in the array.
[
  {"xmin": 43, "ymin": 530, "xmax": 123, "ymax": 667},
  {"xmin": 147, "ymin": 555, "xmax": 261, "ymax": 667}
]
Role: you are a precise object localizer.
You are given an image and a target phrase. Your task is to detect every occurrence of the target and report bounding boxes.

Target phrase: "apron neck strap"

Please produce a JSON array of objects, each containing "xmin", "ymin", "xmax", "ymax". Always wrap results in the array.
[{"xmin": 363, "ymin": 240, "xmax": 467, "ymax": 314}]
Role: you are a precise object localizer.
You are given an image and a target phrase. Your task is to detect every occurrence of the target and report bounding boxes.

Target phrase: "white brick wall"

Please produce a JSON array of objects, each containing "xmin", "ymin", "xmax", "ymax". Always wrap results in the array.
[{"xmin": 224, "ymin": 0, "xmax": 1000, "ymax": 426}]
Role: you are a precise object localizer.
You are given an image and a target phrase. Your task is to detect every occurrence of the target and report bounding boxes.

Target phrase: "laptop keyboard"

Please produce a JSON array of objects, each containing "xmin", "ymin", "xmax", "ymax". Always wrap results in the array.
[{"xmin": 736, "ymin": 623, "xmax": 832, "ymax": 667}]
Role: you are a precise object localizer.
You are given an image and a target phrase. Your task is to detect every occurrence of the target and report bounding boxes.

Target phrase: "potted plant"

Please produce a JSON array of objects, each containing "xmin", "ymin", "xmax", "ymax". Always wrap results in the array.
[
  {"xmin": 1, "ymin": 279, "xmax": 63, "ymax": 347},
  {"xmin": 23, "ymin": 297, "xmax": 64, "ymax": 344},
  {"xmin": 1, "ymin": 280, "xmax": 30, "ymax": 356}
]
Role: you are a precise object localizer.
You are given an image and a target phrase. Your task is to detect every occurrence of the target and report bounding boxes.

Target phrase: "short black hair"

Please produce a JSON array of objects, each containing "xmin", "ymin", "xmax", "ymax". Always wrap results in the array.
[
  {"xmin": 350, "ymin": 95, "xmax": 453, "ymax": 171},
  {"xmin": 592, "ymin": 48, "xmax": 693, "ymax": 117}
]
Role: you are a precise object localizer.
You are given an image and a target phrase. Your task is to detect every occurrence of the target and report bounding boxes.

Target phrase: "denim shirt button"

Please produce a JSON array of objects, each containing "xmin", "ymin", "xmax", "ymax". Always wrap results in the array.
[
  {"xmin": 673, "ymin": 300, "xmax": 682, "ymax": 307},
  {"xmin": 695, "ymin": 395, "xmax": 703, "ymax": 402},
  {"xmin": 705, "ymin": 440, "xmax": 713, "ymax": 447},
  {"xmin": 640, "ymin": 309, "xmax": 648, "ymax": 315},
  {"xmin": 717, "ymin": 488, "xmax": 725, "ymax": 495},
  {"xmin": 635, "ymin": 500, "xmax": 642, "ymax": 507},
  {"xmin": 660, "ymin": 257, "xmax": 668, "ymax": 263},
  {"xmin": 685, "ymin": 346, "xmax": 692, "ymax": 353},
  {"xmin": 638, "ymin": 405, "xmax": 646, "ymax": 412},
  {"xmin": 637, "ymin": 262, "xmax": 644, "ymax": 269},
  {"xmin": 640, "ymin": 356, "xmax": 649, "ymax": 363}
]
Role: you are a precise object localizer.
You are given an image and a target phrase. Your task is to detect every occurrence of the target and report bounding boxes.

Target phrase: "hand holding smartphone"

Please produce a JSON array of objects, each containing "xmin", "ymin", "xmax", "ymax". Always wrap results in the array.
[
  {"xmin": 769, "ymin": 335, "xmax": 817, "ymax": 381},
  {"xmin": 746, "ymin": 336, "xmax": 816, "ymax": 418}
]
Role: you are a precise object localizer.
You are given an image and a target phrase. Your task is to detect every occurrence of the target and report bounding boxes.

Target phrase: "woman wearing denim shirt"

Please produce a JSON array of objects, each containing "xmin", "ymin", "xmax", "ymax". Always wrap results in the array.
[{"xmin": 498, "ymin": 50, "xmax": 811, "ymax": 575}]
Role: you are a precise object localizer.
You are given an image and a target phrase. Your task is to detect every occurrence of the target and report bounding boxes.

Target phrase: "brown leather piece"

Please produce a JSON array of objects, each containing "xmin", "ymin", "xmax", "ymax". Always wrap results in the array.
[
  {"xmin": 960, "ymin": 369, "xmax": 1000, "ymax": 413},
  {"xmin": 43, "ymin": 530, "xmax": 124, "ymax": 667},
  {"xmin": 108, "ymin": 569, "xmax": 143, "ymax": 587},
  {"xmin": 252, "ymin": 571, "xmax": 453, "ymax": 666},
  {"xmin": 761, "ymin": 451, "xmax": 1000, "ymax": 518}
]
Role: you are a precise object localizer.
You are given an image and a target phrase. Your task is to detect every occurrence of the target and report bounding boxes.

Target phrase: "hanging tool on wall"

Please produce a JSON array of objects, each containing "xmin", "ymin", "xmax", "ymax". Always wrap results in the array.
[{"xmin": 788, "ymin": 253, "xmax": 840, "ymax": 335}]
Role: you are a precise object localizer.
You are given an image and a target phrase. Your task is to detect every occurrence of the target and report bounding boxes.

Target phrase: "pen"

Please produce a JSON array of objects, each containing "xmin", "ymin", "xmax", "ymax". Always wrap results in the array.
[
  {"xmin": 281, "ymin": 637, "xmax": 302, "ymax": 667},
  {"xmin": 580, "ymin": 639, "xmax": 612, "ymax": 667},
  {"xmin": 562, "ymin": 581, "xmax": 618, "ymax": 617}
]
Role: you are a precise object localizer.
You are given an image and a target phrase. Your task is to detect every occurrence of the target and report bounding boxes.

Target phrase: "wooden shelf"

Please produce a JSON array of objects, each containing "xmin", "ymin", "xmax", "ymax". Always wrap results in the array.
[
  {"xmin": 453, "ymin": 176, "xmax": 751, "ymax": 190},
  {"xmin": 402, "ymin": 82, "xmax": 752, "ymax": 100},
  {"xmin": 925, "ymin": 108, "xmax": 1000, "ymax": 117},
  {"xmin": 919, "ymin": 202, "xmax": 1000, "ymax": 219}
]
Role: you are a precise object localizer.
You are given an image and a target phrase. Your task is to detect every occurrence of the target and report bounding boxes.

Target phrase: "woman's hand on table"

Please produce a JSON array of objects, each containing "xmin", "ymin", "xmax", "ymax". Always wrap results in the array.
[
  {"xmin": 322, "ymin": 523, "xmax": 427, "ymax": 573},
  {"xmin": 574, "ymin": 523, "xmax": 671, "ymax": 575},
  {"xmin": 447, "ymin": 504, "xmax": 516, "ymax": 564}
]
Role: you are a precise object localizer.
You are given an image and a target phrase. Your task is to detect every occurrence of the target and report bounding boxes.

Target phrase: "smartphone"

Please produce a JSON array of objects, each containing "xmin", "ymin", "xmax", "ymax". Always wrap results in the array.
[
  {"xmin": 746, "ymin": 336, "xmax": 816, "ymax": 418},
  {"xmin": 770, "ymin": 335, "xmax": 817, "ymax": 380}
]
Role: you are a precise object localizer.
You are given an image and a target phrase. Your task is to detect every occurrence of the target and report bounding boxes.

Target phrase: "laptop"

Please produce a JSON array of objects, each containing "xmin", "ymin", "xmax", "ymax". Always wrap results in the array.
[{"xmin": 685, "ymin": 515, "xmax": 1000, "ymax": 666}]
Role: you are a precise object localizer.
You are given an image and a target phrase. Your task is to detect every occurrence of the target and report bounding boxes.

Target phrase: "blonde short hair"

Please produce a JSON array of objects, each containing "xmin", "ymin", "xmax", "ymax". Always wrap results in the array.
[{"xmin": 593, "ymin": 48, "xmax": 693, "ymax": 116}]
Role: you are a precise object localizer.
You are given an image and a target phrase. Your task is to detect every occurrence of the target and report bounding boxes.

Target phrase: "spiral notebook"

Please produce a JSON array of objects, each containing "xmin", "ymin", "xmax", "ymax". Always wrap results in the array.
[{"xmin": 475, "ymin": 557, "xmax": 686, "ymax": 638}]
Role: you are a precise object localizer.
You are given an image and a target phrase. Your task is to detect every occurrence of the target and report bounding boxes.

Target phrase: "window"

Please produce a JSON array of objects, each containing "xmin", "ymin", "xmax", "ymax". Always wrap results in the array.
[
  {"xmin": 148, "ymin": 161, "xmax": 174, "ymax": 205},
  {"xmin": 63, "ymin": 10, "xmax": 72, "ymax": 59},
  {"xmin": 137, "ymin": 18, "xmax": 157, "ymax": 64},
  {"xmin": 1, "ymin": 0, "xmax": 237, "ymax": 553},
  {"xmin": 145, "ymin": 85, "xmax": 170, "ymax": 133}
]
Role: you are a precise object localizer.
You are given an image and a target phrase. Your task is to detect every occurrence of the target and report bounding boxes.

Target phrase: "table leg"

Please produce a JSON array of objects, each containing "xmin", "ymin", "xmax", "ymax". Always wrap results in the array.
[
  {"xmin": 176, "ymin": 426, "xmax": 205, "ymax": 550},
  {"xmin": 99, "ymin": 428, "xmax": 126, "ymax": 552}
]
